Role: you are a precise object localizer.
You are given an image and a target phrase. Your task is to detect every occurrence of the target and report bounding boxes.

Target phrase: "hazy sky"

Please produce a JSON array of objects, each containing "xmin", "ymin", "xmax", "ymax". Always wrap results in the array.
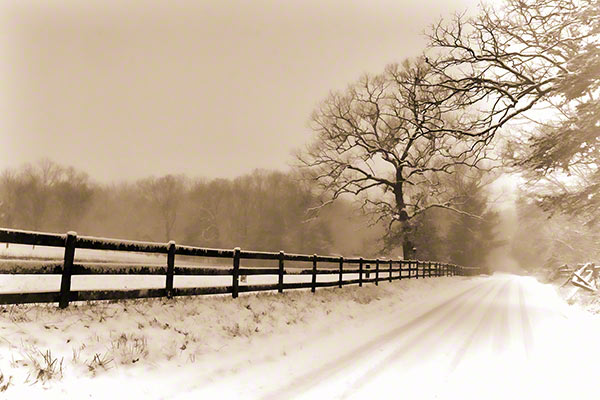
[{"xmin": 1, "ymin": 0, "xmax": 483, "ymax": 182}]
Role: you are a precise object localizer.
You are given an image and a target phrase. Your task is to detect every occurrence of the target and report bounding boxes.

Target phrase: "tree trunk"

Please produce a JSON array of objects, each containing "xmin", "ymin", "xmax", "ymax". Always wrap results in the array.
[
  {"xmin": 394, "ymin": 175, "xmax": 414, "ymax": 260},
  {"xmin": 402, "ymin": 238, "xmax": 411, "ymax": 259},
  {"xmin": 400, "ymin": 218, "xmax": 414, "ymax": 260}
]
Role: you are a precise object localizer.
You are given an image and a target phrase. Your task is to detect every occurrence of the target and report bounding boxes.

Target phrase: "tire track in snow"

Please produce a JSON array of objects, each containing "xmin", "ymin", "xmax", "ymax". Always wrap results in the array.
[
  {"xmin": 448, "ymin": 280, "xmax": 511, "ymax": 372},
  {"xmin": 338, "ymin": 280, "xmax": 502, "ymax": 399},
  {"xmin": 259, "ymin": 280, "xmax": 488, "ymax": 400},
  {"xmin": 518, "ymin": 283, "xmax": 534, "ymax": 357},
  {"xmin": 492, "ymin": 280, "xmax": 512, "ymax": 353}
]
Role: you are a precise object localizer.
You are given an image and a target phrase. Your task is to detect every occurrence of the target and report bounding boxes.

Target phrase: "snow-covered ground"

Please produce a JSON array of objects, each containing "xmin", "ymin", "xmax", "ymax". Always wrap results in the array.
[
  {"xmin": 0, "ymin": 273, "xmax": 597, "ymax": 399},
  {"xmin": 2, "ymin": 244, "xmax": 597, "ymax": 399},
  {"xmin": 0, "ymin": 275, "xmax": 455, "ymax": 398}
]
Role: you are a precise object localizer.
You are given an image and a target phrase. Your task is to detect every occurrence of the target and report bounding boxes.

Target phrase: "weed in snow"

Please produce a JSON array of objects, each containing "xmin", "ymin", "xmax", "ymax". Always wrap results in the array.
[
  {"xmin": 20, "ymin": 346, "xmax": 63, "ymax": 384},
  {"xmin": 86, "ymin": 352, "xmax": 113, "ymax": 375},
  {"xmin": 0, "ymin": 370, "xmax": 12, "ymax": 392},
  {"xmin": 110, "ymin": 333, "xmax": 149, "ymax": 365},
  {"xmin": 2, "ymin": 304, "xmax": 32, "ymax": 323}
]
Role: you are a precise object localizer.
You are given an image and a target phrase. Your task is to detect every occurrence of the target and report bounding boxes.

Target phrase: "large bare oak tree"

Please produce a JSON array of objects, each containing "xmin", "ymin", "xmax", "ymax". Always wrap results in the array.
[{"xmin": 298, "ymin": 58, "xmax": 492, "ymax": 257}]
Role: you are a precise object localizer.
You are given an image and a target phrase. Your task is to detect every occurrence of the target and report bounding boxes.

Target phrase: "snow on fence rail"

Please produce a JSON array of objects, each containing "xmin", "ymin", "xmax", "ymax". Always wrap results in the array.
[{"xmin": 0, "ymin": 228, "xmax": 481, "ymax": 308}]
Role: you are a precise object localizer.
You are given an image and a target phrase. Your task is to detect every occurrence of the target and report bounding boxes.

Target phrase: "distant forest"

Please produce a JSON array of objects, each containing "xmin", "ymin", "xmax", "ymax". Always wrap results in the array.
[{"xmin": 0, "ymin": 160, "xmax": 381, "ymax": 256}]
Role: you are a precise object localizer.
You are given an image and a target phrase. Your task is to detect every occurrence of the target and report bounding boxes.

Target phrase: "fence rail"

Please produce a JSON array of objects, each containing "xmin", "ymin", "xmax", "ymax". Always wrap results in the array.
[{"xmin": 0, "ymin": 228, "xmax": 482, "ymax": 308}]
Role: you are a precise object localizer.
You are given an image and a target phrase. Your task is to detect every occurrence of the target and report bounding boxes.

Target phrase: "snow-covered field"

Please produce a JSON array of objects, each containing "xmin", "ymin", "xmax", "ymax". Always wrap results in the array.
[
  {"xmin": 0, "ymin": 275, "xmax": 455, "ymax": 398},
  {"xmin": 0, "ymin": 271, "xmax": 358, "ymax": 293},
  {"xmin": 0, "ymin": 243, "xmax": 168, "ymax": 263},
  {"xmin": 0, "ymin": 243, "xmax": 391, "ymax": 293}
]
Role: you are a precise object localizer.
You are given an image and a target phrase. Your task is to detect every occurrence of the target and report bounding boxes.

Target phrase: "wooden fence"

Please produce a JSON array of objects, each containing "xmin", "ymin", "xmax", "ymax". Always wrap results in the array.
[{"xmin": 0, "ymin": 228, "xmax": 481, "ymax": 308}]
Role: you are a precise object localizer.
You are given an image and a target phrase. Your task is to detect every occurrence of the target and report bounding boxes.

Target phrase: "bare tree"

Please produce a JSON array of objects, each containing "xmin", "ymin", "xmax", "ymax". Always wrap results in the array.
[
  {"xmin": 186, "ymin": 178, "xmax": 232, "ymax": 246},
  {"xmin": 139, "ymin": 175, "xmax": 186, "ymax": 241},
  {"xmin": 298, "ymin": 58, "xmax": 492, "ymax": 256},
  {"xmin": 53, "ymin": 167, "xmax": 94, "ymax": 231}
]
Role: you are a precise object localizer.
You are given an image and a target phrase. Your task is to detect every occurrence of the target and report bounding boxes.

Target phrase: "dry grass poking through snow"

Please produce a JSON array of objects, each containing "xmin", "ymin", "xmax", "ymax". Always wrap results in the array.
[{"xmin": 0, "ymin": 277, "xmax": 464, "ymax": 394}]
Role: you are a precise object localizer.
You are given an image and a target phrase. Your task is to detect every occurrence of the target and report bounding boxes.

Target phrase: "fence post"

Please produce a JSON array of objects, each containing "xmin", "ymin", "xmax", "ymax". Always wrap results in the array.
[
  {"xmin": 375, "ymin": 259, "xmax": 379, "ymax": 286},
  {"xmin": 399, "ymin": 260, "xmax": 404, "ymax": 280},
  {"xmin": 339, "ymin": 256, "xmax": 343, "ymax": 288},
  {"xmin": 232, "ymin": 247, "xmax": 241, "ymax": 298},
  {"xmin": 428, "ymin": 261, "xmax": 431, "ymax": 277},
  {"xmin": 359, "ymin": 257, "xmax": 363, "ymax": 287},
  {"xmin": 415, "ymin": 261, "xmax": 418, "ymax": 279},
  {"xmin": 366, "ymin": 264, "xmax": 371, "ymax": 279},
  {"xmin": 59, "ymin": 231, "xmax": 77, "ymax": 309},
  {"xmin": 166, "ymin": 241, "xmax": 176, "ymax": 299},
  {"xmin": 311, "ymin": 254, "xmax": 317, "ymax": 293},
  {"xmin": 389, "ymin": 260, "xmax": 393, "ymax": 282},
  {"xmin": 278, "ymin": 251, "xmax": 285, "ymax": 293}
]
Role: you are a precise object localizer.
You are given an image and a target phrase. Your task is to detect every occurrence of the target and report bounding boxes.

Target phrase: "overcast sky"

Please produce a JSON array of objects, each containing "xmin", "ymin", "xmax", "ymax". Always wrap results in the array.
[{"xmin": 1, "ymin": 0, "xmax": 484, "ymax": 182}]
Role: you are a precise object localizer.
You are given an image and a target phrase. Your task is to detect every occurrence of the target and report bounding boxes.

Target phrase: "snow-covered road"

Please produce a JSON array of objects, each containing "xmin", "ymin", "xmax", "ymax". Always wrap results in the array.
[{"xmin": 181, "ymin": 273, "xmax": 600, "ymax": 399}]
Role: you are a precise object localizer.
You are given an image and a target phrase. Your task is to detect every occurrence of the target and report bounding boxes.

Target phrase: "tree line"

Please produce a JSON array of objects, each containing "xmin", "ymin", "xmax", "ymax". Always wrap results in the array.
[{"xmin": 0, "ymin": 160, "xmax": 374, "ymax": 256}]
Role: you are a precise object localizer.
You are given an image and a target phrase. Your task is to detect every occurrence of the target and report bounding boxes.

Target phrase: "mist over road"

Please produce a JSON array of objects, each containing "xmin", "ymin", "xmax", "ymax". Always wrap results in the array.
[{"xmin": 186, "ymin": 274, "xmax": 600, "ymax": 399}]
